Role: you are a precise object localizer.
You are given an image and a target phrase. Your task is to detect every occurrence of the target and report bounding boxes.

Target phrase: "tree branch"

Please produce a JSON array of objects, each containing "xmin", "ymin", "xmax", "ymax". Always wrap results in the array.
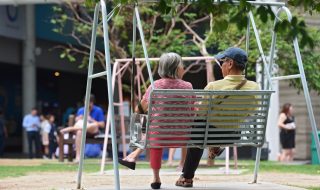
[{"xmin": 181, "ymin": 19, "xmax": 205, "ymax": 44}]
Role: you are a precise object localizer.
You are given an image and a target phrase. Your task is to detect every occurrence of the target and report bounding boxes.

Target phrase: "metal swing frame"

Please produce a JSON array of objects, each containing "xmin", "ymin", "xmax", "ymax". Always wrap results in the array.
[{"xmin": 75, "ymin": 1, "xmax": 320, "ymax": 189}]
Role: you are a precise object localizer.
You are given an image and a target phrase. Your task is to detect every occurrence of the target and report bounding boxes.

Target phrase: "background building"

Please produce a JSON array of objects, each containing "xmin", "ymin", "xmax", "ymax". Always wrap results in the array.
[{"xmin": 0, "ymin": 4, "xmax": 107, "ymax": 155}]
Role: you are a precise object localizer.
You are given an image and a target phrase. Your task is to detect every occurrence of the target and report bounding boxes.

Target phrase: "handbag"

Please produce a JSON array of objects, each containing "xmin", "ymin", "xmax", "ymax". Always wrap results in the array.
[{"xmin": 136, "ymin": 101, "xmax": 147, "ymax": 133}]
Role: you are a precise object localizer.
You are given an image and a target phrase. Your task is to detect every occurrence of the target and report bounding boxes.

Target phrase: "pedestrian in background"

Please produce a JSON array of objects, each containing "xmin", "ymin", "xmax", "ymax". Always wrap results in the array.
[
  {"xmin": 278, "ymin": 103, "xmax": 296, "ymax": 162},
  {"xmin": 48, "ymin": 114, "xmax": 58, "ymax": 159},
  {"xmin": 40, "ymin": 114, "xmax": 51, "ymax": 159},
  {"xmin": 22, "ymin": 108, "xmax": 41, "ymax": 158}
]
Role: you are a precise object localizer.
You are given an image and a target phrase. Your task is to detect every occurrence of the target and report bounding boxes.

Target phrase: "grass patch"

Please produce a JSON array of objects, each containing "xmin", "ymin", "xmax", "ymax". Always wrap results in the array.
[
  {"xmin": 201, "ymin": 160, "xmax": 320, "ymax": 175},
  {"xmin": 0, "ymin": 160, "xmax": 112, "ymax": 179},
  {"xmin": 259, "ymin": 161, "xmax": 320, "ymax": 175},
  {"xmin": 237, "ymin": 160, "xmax": 320, "ymax": 175},
  {"xmin": 0, "ymin": 159, "xmax": 319, "ymax": 179},
  {"xmin": 307, "ymin": 187, "xmax": 320, "ymax": 190}
]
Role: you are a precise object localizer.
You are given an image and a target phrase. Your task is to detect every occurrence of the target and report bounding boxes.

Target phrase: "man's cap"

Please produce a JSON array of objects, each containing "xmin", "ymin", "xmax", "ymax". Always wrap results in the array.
[{"xmin": 215, "ymin": 47, "xmax": 248, "ymax": 66}]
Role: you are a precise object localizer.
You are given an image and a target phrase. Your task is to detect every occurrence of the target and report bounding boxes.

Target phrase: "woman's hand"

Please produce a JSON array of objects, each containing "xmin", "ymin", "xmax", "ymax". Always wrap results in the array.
[{"xmin": 284, "ymin": 123, "xmax": 296, "ymax": 130}]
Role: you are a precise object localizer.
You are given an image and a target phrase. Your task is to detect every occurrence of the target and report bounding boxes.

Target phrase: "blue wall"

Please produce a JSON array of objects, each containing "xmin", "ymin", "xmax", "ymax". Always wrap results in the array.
[{"xmin": 35, "ymin": 4, "xmax": 75, "ymax": 44}]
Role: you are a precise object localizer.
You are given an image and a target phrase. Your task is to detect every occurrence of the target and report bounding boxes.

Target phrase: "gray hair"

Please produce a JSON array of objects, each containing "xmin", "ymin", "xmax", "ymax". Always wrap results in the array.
[{"xmin": 158, "ymin": 52, "xmax": 182, "ymax": 79}]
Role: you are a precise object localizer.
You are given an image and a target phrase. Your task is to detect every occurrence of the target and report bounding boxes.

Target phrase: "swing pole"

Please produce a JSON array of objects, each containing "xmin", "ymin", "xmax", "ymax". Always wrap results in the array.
[
  {"xmin": 134, "ymin": 5, "xmax": 155, "ymax": 89},
  {"xmin": 76, "ymin": 3, "xmax": 100, "ymax": 189},
  {"xmin": 270, "ymin": 6, "xmax": 320, "ymax": 163},
  {"xmin": 100, "ymin": 61, "xmax": 119, "ymax": 173},
  {"xmin": 101, "ymin": 0, "xmax": 121, "ymax": 189}
]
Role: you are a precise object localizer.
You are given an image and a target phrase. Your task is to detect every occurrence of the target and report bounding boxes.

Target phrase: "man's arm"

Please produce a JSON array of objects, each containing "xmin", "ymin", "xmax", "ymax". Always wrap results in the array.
[
  {"xmin": 96, "ymin": 120, "xmax": 105, "ymax": 129},
  {"xmin": 75, "ymin": 108, "xmax": 84, "ymax": 122},
  {"xmin": 34, "ymin": 117, "xmax": 41, "ymax": 129},
  {"xmin": 94, "ymin": 107, "xmax": 106, "ymax": 129},
  {"xmin": 75, "ymin": 115, "xmax": 83, "ymax": 122},
  {"xmin": 22, "ymin": 115, "xmax": 29, "ymax": 129}
]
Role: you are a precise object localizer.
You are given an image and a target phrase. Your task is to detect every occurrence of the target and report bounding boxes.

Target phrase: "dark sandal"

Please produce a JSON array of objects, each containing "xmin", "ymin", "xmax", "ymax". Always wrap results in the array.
[
  {"xmin": 151, "ymin": 182, "xmax": 161, "ymax": 189},
  {"xmin": 118, "ymin": 159, "xmax": 136, "ymax": 170},
  {"xmin": 175, "ymin": 175, "xmax": 193, "ymax": 188}
]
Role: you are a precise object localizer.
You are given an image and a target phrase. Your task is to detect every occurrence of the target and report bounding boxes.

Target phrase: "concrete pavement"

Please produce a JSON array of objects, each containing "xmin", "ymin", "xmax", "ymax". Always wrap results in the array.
[
  {"xmin": 85, "ymin": 168, "xmax": 306, "ymax": 190},
  {"xmin": 89, "ymin": 182, "xmax": 305, "ymax": 190}
]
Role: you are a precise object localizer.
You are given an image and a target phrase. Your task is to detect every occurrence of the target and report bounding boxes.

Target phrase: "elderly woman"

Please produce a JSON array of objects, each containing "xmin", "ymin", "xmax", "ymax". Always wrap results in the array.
[
  {"xmin": 175, "ymin": 47, "xmax": 260, "ymax": 188},
  {"xmin": 119, "ymin": 52, "xmax": 193, "ymax": 189}
]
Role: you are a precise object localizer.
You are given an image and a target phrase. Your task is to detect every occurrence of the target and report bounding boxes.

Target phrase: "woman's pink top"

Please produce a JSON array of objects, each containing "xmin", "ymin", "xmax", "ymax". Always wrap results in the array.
[{"xmin": 142, "ymin": 78, "xmax": 194, "ymax": 146}]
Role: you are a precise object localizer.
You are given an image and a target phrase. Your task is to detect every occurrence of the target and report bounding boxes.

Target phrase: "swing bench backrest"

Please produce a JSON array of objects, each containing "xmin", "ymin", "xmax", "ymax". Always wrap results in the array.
[{"xmin": 130, "ymin": 89, "xmax": 274, "ymax": 149}]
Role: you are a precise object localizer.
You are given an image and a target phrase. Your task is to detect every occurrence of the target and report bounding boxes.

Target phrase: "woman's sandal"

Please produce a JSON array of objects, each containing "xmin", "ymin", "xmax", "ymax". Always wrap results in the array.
[
  {"xmin": 118, "ymin": 159, "xmax": 136, "ymax": 170},
  {"xmin": 150, "ymin": 182, "xmax": 161, "ymax": 189},
  {"xmin": 175, "ymin": 175, "xmax": 193, "ymax": 188}
]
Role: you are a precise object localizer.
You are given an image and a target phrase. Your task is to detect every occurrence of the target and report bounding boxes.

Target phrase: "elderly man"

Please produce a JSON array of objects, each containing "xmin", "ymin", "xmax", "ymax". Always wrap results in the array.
[{"xmin": 175, "ymin": 47, "xmax": 260, "ymax": 188}]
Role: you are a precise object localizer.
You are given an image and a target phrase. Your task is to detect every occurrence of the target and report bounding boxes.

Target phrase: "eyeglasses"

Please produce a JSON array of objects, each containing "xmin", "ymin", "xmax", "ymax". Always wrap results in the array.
[{"xmin": 215, "ymin": 58, "xmax": 229, "ymax": 68}]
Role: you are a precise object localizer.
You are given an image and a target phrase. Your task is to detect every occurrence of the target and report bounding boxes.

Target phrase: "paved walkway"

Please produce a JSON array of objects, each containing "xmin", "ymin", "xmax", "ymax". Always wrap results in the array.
[
  {"xmin": 89, "ymin": 182, "xmax": 305, "ymax": 190},
  {"xmin": 85, "ymin": 168, "xmax": 306, "ymax": 190}
]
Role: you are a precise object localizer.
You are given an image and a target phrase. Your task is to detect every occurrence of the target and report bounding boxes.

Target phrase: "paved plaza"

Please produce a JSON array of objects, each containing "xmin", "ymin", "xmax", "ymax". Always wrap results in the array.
[{"xmin": 85, "ymin": 168, "xmax": 306, "ymax": 190}]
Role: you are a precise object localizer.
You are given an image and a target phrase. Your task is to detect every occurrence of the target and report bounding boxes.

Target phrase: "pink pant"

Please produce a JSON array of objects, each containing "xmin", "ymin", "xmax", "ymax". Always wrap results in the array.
[{"xmin": 150, "ymin": 148, "xmax": 163, "ymax": 169}]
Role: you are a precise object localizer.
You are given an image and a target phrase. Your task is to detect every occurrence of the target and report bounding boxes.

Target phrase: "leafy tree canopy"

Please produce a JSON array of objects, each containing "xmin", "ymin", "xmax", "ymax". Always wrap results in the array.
[
  {"xmin": 52, "ymin": 2, "xmax": 320, "ymax": 93},
  {"xmin": 83, "ymin": 0, "xmax": 320, "ymax": 49}
]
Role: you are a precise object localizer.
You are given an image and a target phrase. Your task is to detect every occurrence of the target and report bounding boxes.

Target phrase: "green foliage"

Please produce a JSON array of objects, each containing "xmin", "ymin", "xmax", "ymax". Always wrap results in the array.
[
  {"xmin": 204, "ymin": 6, "xmax": 320, "ymax": 94},
  {"xmin": 288, "ymin": 0, "xmax": 320, "ymax": 14},
  {"xmin": 276, "ymin": 26, "xmax": 320, "ymax": 94},
  {"xmin": 131, "ymin": 29, "xmax": 197, "ymax": 58},
  {"xmin": 53, "ymin": 1, "xmax": 320, "ymax": 93},
  {"xmin": 82, "ymin": 0, "xmax": 315, "ymax": 49}
]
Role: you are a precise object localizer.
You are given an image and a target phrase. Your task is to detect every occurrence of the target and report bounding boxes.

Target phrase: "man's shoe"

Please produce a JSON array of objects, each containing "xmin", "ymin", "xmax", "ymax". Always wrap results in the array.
[{"xmin": 175, "ymin": 175, "xmax": 193, "ymax": 188}]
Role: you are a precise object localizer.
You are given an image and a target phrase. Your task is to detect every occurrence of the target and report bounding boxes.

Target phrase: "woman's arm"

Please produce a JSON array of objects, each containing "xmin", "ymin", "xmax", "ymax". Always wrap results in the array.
[
  {"xmin": 134, "ymin": 99, "xmax": 148, "ymax": 114},
  {"xmin": 278, "ymin": 113, "xmax": 287, "ymax": 129}
]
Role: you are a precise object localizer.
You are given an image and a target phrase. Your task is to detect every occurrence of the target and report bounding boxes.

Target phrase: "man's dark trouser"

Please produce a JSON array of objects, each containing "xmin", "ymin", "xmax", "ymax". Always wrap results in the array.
[
  {"xmin": 182, "ymin": 148, "xmax": 204, "ymax": 179},
  {"xmin": 27, "ymin": 131, "xmax": 41, "ymax": 158}
]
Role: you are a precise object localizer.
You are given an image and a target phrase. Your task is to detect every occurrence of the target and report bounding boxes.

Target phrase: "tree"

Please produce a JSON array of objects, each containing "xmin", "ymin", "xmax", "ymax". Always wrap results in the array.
[
  {"xmin": 83, "ymin": 0, "xmax": 317, "ymax": 49},
  {"xmin": 51, "ymin": 3, "xmax": 197, "ymax": 67},
  {"xmin": 51, "ymin": 2, "xmax": 320, "ymax": 94}
]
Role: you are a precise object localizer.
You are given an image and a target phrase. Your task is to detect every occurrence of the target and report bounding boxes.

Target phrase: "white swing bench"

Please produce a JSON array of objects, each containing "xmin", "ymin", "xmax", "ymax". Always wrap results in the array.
[{"xmin": 130, "ymin": 89, "xmax": 274, "ymax": 183}]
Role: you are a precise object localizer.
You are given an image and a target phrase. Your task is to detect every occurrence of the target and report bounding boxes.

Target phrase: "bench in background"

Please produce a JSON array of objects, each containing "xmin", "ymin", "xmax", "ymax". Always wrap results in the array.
[{"xmin": 58, "ymin": 115, "xmax": 130, "ymax": 162}]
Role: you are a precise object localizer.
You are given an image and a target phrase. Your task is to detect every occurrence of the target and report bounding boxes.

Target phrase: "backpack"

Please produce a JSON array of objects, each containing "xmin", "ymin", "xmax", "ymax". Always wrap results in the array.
[{"xmin": 84, "ymin": 144, "xmax": 102, "ymax": 158}]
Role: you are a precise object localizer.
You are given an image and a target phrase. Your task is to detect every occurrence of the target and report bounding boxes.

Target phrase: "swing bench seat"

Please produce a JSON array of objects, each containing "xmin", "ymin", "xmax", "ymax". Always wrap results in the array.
[
  {"xmin": 130, "ymin": 89, "xmax": 273, "ymax": 182},
  {"xmin": 131, "ymin": 89, "xmax": 274, "ymax": 149}
]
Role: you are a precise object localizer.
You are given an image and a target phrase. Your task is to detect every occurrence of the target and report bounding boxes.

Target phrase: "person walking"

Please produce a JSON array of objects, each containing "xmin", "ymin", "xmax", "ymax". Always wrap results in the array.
[{"xmin": 278, "ymin": 103, "xmax": 296, "ymax": 162}]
